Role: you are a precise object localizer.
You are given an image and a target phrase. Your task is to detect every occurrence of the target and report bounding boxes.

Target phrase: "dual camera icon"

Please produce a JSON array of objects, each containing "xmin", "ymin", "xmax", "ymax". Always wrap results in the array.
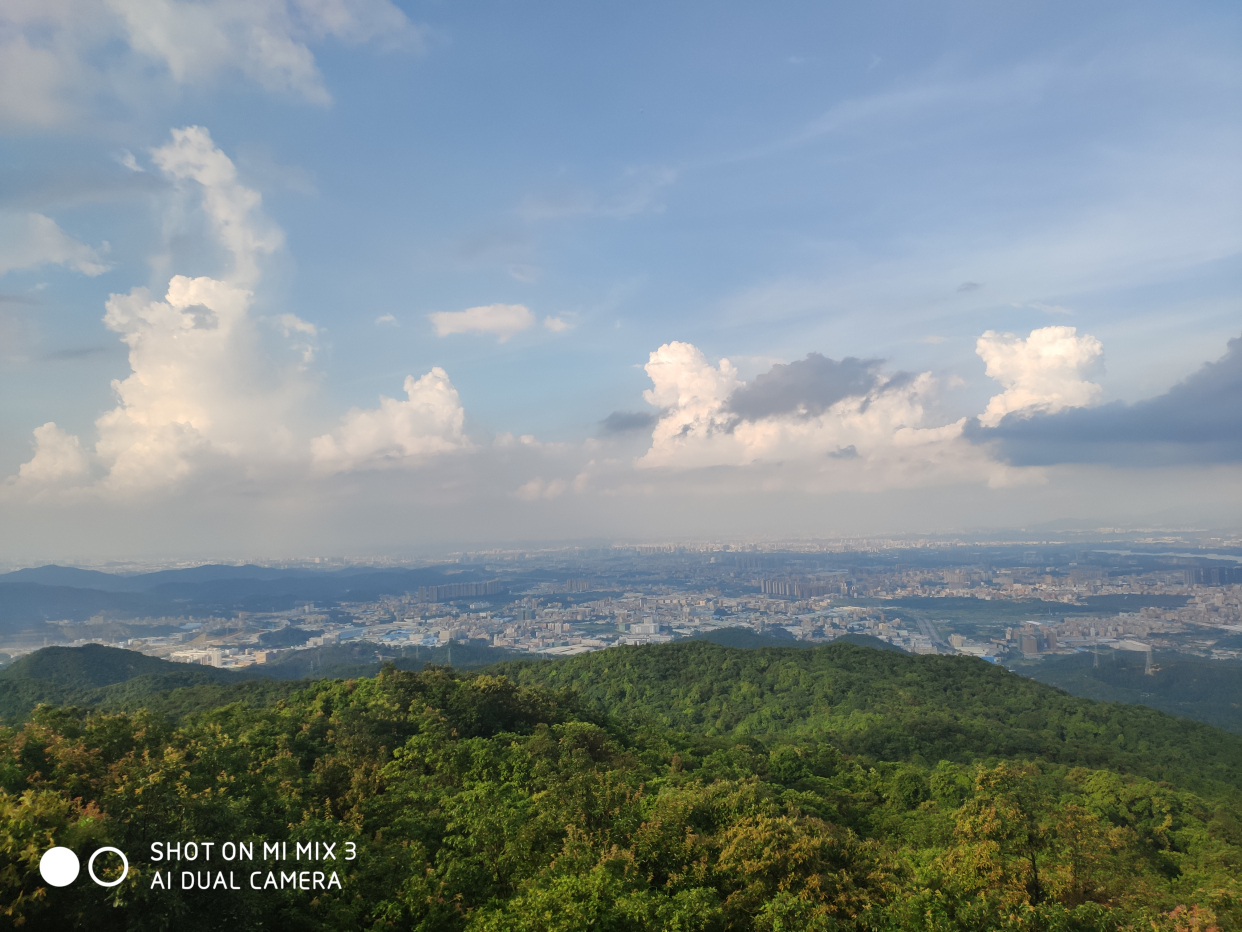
[{"xmin": 39, "ymin": 846, "xmax": 129, "ymax": 888}]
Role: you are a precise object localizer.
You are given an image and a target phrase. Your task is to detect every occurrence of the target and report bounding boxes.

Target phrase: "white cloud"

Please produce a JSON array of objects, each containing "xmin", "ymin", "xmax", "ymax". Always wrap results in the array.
[
  {"xmin": 634, "ymin": 340, "xmax": 1015, "ymax": 490},
  {"xmin": 311, "ymin": 368, "xmax": 470, "ymax": 473},
  {"xmin": 375, "ymin": 313, "xmax": 397, "ymax": 326},
  {"xmin": 112, "ymin": 0, "xmax": 325, "ymax": 104},
  {"xmin": 977, "ymin": 325, "xmax": 1103, "ymax": 427},
  {"xmin": 94, "ymin": 274, "xmax": 303, "ymax": 491},
  {"xmin": 15, "ymin": 423, "xmax": 90, "ymax": 485},
  {"xmin": 543, "ymin": 315, "xmax": 571, "ymax": 333},
  {"xmin": 278, "ymin": 313, "xmax": 317, "ymax": 337},
  {"xmin": 278, "ymin": 312, "xmax": 318, "ymax": 363},
  {"xmin": 152, "ymin": 126, "xmax": 282, "ymax": 284},
  {"xmin": 0, "ymin": 0, "xmax": 423, "ymax": 126},
  {"xmin": 0, "ymin": 213, "xmax": 110, "ymax": 277},
  {"xmin": 639, "ymin": 341, "xmax": 742, "ymax": 467},
  {"xmin": 10, "ymin": 127, "xmax": 314, "ymax": 496},
  {"xmin": 428, "ymin": 303, "xmax": 535, "ymax": 342}
]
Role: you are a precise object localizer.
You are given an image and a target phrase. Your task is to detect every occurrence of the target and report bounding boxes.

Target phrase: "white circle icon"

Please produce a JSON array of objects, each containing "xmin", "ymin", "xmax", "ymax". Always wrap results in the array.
[
  {"xmin": 39, "ymin": 847, "xmax": 80, "ymax": 887},
  {"xmin": 88, "ymin": 847, "xmax": 129, "ymax": 887}
]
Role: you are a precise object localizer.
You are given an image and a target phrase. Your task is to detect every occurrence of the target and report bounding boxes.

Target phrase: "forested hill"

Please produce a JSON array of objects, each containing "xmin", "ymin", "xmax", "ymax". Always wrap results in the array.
[
  {"xmin": 2, "ymin": 643, "xmax": 225, "ymax": 687},
  {"xmin": 4, "ymin": 640, "xmax": 1242, "ymax": 930},
  {"xmin": 0, "ymin": 642, "xmax": 523, "ymax": 722},
  {"xmin": 493, "ymin": 640, "xmax": 1242, "ymax": 795}
]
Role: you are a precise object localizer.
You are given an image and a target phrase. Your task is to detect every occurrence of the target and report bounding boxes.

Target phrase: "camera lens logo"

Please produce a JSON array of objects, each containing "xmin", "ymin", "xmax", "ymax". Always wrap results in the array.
[
  {"xmin": 39, "ymin": 847, "xmax": 79, "ymax": 887},
  {"xmin": 39, "ymin": 847, "xmax": 129, "ymax": 888}
]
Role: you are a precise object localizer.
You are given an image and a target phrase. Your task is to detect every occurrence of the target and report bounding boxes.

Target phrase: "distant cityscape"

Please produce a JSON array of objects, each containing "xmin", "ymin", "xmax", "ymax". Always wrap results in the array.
[{"xmin": 3, "ymin": 533, "xmax": 1239, "ymax": 675}]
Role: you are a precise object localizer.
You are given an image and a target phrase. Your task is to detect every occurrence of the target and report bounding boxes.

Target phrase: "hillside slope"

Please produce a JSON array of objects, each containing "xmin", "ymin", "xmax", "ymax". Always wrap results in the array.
[
  {"xmin": 0, "ymin": 642, "xmax": 528, "ymax": 721},
  {"xmin": 493, "ymin": 640, "xmax": 1242, "ymax": 795},
  {"xmin": 4, "ymin": 654, "xmax": 1241, "ymax": 932},
  {"xmin": 1017, "ymin": 648, "xmax": 1242, "ymax": 734},
  {"xmin": 0, "ymin": 644, "xmax": 243, "ymax": 719}
]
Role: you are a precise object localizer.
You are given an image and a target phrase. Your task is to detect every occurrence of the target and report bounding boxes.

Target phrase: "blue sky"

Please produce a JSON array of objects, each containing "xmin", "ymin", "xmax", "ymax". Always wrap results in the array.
[{"xmin": 1, "ymin": 0, "xmax": 1239, "ymax": 559}]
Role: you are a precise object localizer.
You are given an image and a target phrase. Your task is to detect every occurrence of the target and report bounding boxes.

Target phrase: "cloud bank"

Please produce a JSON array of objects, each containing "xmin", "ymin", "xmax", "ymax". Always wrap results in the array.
[
  {"xmin": 631, "ymin": 341, "xmax": 1005, "ymax": 492},
  {"xmin": 5, "ymin": 125, "xmax": 1235, "ymax": 547},
  {"xmin": 312, "ymin": 368, "xmax": 470, "ymax": 473},
  {"xmin": 970, "ymin": 333, "xmax": 1242, "ymax": 465},
  {"xmin": 727, "ymin": 353, "xmax": 891, "ymax": 421},
  {"xmin": 11, "ymin": 128, "xmax": 313, "ymax": 495}
]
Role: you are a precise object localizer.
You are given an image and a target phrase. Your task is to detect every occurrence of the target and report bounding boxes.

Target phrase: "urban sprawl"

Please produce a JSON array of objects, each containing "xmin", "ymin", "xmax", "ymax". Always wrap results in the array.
[{"xmin": 9, "ymin": 537, "xmax": 1240, "ymax": 674}]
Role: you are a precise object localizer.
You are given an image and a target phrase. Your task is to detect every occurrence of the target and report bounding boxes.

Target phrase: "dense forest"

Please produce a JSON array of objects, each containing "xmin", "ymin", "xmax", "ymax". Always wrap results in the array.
[
  {"xmin": 1017, "ymin": 649, "xmax": 1242, "ymax": 735},
  {"xmin": 2, "ymin": 641, "xmax": 1241, "ymax": 930}
]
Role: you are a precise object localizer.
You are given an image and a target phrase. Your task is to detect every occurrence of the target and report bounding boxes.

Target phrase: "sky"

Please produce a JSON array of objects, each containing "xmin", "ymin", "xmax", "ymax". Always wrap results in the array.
[{"xmin": 0, "ymin": 0, "xmax": 1240, "ymax": 562}]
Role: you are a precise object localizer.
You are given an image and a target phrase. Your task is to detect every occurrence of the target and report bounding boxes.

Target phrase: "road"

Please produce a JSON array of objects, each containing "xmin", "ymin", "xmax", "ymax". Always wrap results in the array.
[{"xmin": 907, "ymin": 611, "xmax": 952, "ymax": 651}]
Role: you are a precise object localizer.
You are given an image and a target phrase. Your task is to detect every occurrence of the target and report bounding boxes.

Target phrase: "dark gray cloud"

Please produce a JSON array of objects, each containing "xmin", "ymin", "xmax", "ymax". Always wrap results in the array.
[
  {"xmin": 601, "ymin": 410, "xmax": 659, "ymax": 434},
  {"xmin": 969, "ymin": 334, "xmax": 1242, "ymax": 465},
  {"xmin": 957, "ymin": 281, "xmax": 981, "ymax": 292},
  {"xmin": 727, "ymin": 353, "xmax": 885, "ymax": 421}
]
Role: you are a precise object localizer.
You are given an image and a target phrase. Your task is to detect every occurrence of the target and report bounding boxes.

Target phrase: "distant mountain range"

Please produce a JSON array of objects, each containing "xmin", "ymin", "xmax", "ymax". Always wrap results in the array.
[{"xmin": 0, "ymin": 563, "xmax": 493, "ymax": 635}]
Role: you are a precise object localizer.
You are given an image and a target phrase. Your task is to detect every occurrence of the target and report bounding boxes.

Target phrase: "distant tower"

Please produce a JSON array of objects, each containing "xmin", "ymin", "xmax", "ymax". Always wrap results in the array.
[{"xmin": 1144, "ymin": 648, "xmax": 1154, "ymax": 676}]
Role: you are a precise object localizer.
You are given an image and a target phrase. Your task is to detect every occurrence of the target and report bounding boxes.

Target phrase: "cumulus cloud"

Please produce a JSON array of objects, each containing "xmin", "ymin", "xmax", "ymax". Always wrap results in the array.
[
  {"xmin": 0, "ymin": 0, "xmax": 423, "ymax": 125},
  {"xmin": 93, "ymin": 274, "xmax": 304, "ymax": 491},
  {"xmin": 600, "ymin": 410, "xmax": 660, "ymax": 435},
  {"xmin": 976, "ymin": 325, "xmax": 1103, "ymax": 427},
  {"xmin": 311, "ymin": 368, "xmax": 470, "ymax": 473},
  {"xmin": 152, "ymin": 126, "xmax": 283, "ymax": 284},
  {"xmin": 0, "ymin": 212, "xmax": 110, "ymax": 277},
  {"xmin": 8, "ymin": 125, "xmax": 490, "ymax": 497},
  {"xmin": 11, "ymin": 127, "xmax": 313, "ymax": 495},
  {"xmin": 543, "ymin": 315, "xmax": 571, "ymax": 333},
  {"xmin": 632, "ymin": 341, "xmax": 1006, "ymax": 490},
  {"xmin": 972, "ymin": 333, "xmax": 1242, "ymax": 465},
  {"xmin": 14, "ymin": 423, "xmax": 91, "ymax": 486},
  {"xmin": 726, "ymin": 353, "xmax": 888, "ymax": 421},
  {"xmin": 429, "ymin": 303, "xmax": 535, "ymax": 342},
  {"xmin": 639, "ymin": 342, "xmax": 742, "ymax": 464}
]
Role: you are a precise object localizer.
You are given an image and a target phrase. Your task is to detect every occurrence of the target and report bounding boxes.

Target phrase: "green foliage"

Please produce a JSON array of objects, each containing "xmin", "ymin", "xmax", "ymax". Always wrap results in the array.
[
  {"xmin": 0, "ymin": 643, "xmax": 527, "ymax": 723},
  {"xmin": 1018, "ymin": 650, "xmax": 1242, "ymax": 735},
  {"xmin": 493, "ymin": 641, "xmax": 1242, "ymax": 795},
  {"xmin": 0, "ymin": 645, "xmax": 294, "ymax": 723},
  {"xmin": 0, "ymin": 644, "xmax": 1240, "ymax": 931}
]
